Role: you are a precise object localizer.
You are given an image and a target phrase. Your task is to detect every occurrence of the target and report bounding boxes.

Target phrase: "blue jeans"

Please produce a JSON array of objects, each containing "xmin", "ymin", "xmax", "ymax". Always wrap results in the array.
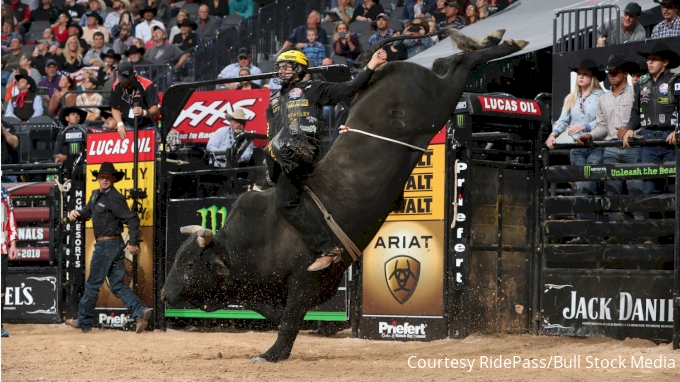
[
  {"xmin": 641, "ymin": 129, "xmax": 676, "ymax": 195},
  {"xmin": 570, "ymin": 147, "xmax": 603, "ymax": 221},
  {"xmin": 77, "ymin": 238, "xmax": 147, "ymax": 329},
  {"xmin": 1, "ymin": 70, "xmax": 10, "ymax": 86},
  {"xmin": 602, "ymin": 147, "xmax": 644, "ymax": 221}
]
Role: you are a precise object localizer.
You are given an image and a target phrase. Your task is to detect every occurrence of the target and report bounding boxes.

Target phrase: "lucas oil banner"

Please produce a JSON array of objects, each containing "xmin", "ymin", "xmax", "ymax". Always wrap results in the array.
[{"xmin": 84, "ymin": 130, "xmax": 156, "ymax": 329}]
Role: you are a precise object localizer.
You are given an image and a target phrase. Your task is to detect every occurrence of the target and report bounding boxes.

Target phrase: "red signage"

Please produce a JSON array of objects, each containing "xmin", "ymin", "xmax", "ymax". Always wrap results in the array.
[
  {"xmin": 86, "ymin": 130, "xmax": 156, "ymax": 164},
  {"xmin": 172, "ymin": 89, "xmax": 270, "ymax": 145},
  {"xmin": 478, "ymin": 96, "xmax": 542, "ymax": 116},
  {"xmin": 431, "ymin": 126, "xmax": 445, "ymax": 144}
]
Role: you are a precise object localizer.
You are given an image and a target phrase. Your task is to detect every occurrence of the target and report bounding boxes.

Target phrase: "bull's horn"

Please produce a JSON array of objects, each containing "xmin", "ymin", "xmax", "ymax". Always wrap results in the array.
[
  {"xmin": 197, "ymin": 229, "xmax": 213, "ymax": 247},
  {"xmin": 180, "ymin": 225, "xmax": 204, "ymax": 235}
]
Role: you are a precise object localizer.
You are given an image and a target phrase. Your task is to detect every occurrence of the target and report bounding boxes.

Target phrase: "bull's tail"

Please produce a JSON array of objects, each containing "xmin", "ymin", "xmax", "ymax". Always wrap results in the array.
[{"xmin": 445, "ymin": 28, "xmax": 482, "ymax": 53}]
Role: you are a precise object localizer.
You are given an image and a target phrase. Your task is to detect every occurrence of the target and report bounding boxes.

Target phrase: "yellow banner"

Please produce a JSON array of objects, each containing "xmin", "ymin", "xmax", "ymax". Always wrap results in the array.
[
  {"xmin": 362, "ymin": 220, "xmax": 444, "ymax": 316},
  {"xmin": 85, "ymin": 162, "xmax": 155, "ymax": 227},
  {"xmin": 387, "ymin": 144, "xmax": 445, "ymax": 221}
]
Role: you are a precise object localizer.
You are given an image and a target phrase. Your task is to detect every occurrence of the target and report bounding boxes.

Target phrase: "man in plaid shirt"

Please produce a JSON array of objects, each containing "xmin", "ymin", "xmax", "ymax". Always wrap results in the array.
[
  {"xmin": 1, "ymin": 185, "xmax": 18, "ymax": 337},
  {"xmin": 651, "ymin": 0, "xmax": 680, "ymax": 38},
  {"xmin": 368, "ymin": 13, "xmax": 394, "ymax": 47}
]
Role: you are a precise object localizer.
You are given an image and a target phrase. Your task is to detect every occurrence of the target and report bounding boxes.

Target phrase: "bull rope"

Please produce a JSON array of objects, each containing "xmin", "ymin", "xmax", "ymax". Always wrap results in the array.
[
  {"xmin": 303, "ymin": 186, "xmax": 362, "ymax": 262},
  {"xmin": 339, "ymin": 125, "xmax": 427, "ymax": 153},
  {"xmin": 54, "ymin": 178, "xmax": 71, "ymax": 222}
]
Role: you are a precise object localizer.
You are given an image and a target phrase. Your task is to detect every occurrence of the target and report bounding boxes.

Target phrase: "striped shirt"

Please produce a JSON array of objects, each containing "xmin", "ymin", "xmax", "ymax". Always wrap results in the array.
[
  {"xmin": 1, "ymin": 186, "xmax": 18, "ymax": 255},
  {"xmin": 651, "ymin": 16, "xmax": 680, "ymax": 38},
  {"xmin": 591, "ymin": 83, "xmax": 638, "ymax": 141}
]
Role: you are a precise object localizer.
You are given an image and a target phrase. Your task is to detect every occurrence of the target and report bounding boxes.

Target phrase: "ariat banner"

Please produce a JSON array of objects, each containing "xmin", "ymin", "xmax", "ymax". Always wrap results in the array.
[
  {"xmin": 172, "ymin": 89, "xmax": 269, "ymax": 144},
  {"xmin": 387, "ymin": 144, "xmax": 445, "ymax": 221}
]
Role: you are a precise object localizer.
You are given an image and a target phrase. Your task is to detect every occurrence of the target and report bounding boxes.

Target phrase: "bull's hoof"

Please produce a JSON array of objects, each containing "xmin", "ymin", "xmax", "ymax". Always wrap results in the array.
[
  {"xmin": 250, "ymin": 356, "xmax": 270, "ymax": 364},
  {"xmin": 489, "ymin": 29, "xmax": 506, "ymax": 41},
  {"xmin": 514, "ymin": 40, "xmax": 530, "ymax": 49}
]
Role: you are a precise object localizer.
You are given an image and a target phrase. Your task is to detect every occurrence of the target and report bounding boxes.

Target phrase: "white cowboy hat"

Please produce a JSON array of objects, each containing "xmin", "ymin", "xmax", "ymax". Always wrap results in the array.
[
  {"xmin": 115, "ymin": 0, "xmax": 131, "ymax": 10},
  {"xmin": 89, "ymin": 0, "xmax": 107, "ymax": 12},
  {"xmin": 225, "ymin": 109, "xmax": 248, "ymax": 121}
]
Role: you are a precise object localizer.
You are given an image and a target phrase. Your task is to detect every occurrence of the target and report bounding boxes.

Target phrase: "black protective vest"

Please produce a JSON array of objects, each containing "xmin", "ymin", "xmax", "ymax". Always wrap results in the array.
[
  {"xmin": 11, "ymin": 92, "xmax": 38, "ymax": 122},
  {"xmin": 637, "ymin": 70, "xmax": 677, "ymax": 130}
]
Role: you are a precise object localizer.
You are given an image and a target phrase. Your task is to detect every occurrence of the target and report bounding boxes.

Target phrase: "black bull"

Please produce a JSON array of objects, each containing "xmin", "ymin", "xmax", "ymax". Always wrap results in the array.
[{"xmin": 161, "ymin": 29, "xmax": 527, "ymax": 363}]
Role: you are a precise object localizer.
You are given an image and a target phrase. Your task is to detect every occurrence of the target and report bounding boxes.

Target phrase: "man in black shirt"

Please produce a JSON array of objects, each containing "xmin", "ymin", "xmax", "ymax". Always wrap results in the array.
[
  {"xmin": 172, "ymin": 19, "xmax": 200, "ymax": 52},
  {"xmin": 267, "ymin": 48, "xmax": 386, "ymax": 271},
  {"xmin": 31, "ymin": 0, "xmax": 60, "ymax": 24},
  {"xmin": 66, "ymin": 162, "xmax": 152, "ymax": 333},
  {"xmin": 109, "ymin": 62, "xmax": 160, "ymax": 139}
]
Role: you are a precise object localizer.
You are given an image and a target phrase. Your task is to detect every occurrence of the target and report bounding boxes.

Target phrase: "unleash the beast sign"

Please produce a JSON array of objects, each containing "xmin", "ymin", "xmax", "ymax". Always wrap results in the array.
[{"xmin": 172, "ymin": 89, "xmax": 269, "ymax": 144}]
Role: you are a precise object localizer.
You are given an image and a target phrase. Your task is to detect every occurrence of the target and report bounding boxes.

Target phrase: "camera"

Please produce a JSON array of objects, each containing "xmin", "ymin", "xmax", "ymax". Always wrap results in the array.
[
  {"xmin": 339, "ymin": 32, "xmax": 347, "ymax": 38},
  {"xmin": 408, "ymin": 25, "xmax": 422, "ymax": 33}
]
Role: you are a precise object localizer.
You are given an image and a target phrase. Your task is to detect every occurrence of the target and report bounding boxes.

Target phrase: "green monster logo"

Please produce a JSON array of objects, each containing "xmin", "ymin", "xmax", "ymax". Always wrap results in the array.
[
  {"xmin": 197, "ymin": 205, "xmax": 228, "ymax": 234},
  {"xmin": 69, "ymin": 142, "xmax": 79, "ymax": 154},
  {"xmin": 583, "ymin": 165, "xmax": 591, "ymax": 178},
  {"xmin": 456, "ymin": 114, "xmax": 465, "ymax": 128}
]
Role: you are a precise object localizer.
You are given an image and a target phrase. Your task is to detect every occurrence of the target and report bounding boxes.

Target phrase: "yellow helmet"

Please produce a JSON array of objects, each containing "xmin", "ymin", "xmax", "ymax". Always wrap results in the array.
[{"xmin": 276, "ymin": 50, "xmax": 309, "ymax": 67}]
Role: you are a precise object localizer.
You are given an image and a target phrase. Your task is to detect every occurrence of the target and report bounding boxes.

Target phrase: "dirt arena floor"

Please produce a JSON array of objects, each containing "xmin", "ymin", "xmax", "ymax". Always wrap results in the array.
[{"xmin": 2, "ymin": 324, "xmax": 679, "ymax": 381}]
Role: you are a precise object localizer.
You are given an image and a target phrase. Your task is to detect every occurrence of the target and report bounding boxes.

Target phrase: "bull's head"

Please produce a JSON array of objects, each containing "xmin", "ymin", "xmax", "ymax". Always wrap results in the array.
[{"xmin": 160, "ymin": 225, "xmax": 230, "ymax": 310}]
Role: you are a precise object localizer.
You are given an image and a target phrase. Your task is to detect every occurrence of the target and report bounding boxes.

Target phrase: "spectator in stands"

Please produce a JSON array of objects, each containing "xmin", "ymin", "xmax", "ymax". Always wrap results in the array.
[
  {"xmin": 403, "ymin": 0, "xmax": 437, "ymax": 22},
  {"xmin": 165, "ymin": 127, "xmax": 182, "ymax": 151},
  {"xmin": 402, "ymin": 20, "xmax": 434, "ymax": 58},
  {"xmin": 1, "ymin": 21, "xmax": 15, "ymax": 47},
  {"xmin": 325, "ymin": 0, "xmax": 354, "ymax": 24},
  {"xmin": 168, "ymin": 9, "xmax": 188, "ymax": 41},
  {"xmin": 76, "ymin": 76, "xmax": 103, "ymax": 120},
  {"xmin": 433, "ymin": 0, "xmax": 447, "ymax": 22},
  {"xmin": 52, "ymin": 11, "xmax": 71, "ymax": 43},
  {"xmin": 80, "ymin": 0, "xmax": 107, "ymax": 27},
  {"xmin": 145, "ymin": 26, "xmax": 187, "ymax": 67},
  {"xmin": 4, "ymin": 73, "xmax": 43, "ymax": 121},
  {"xmin": 98, "ymin": 49, "xmax": 120, "ymax": 90},
  {"xmin": 476, "ymin": 0, "xmax": 491, "ymax": 19},
  {"xmin": 38, "ymin": 59, "xmax": 60, "ymax": 96},
  {"xmin": 7, "ymin": 0, "xmax": 30, "ymax": 34},
  {"xmin": 41, "ymin": 28, "xmax": 60, "ymax": 50},
  {"xmin": 31, "ymin": 0, "xmax": 58, "ymax": 23},
  {"xmin": 628, "ymin": 43, "xmax": 679, "ymax": 232},
  {"xmin": 7, "ymin": 55, "xmax": 43, "ymax": 84},
  {"xmin": 486, "ymin": 0, "xmax": 500, "ymax": 14},
  {"xmin": 110, "ymin": 61, "xmax": 161, "ymax": 138},
  {"xmin": 82, "ymin": 10, "xmax": 110, "ymax": 46},
  {"xmin": 113, "ymin": 11, "xmax": 135, "ymax": 38},
  {"xmin": 234, "ymin": 67, "xmax": 261, "ymax": 89},
  {"xmin": 196, "ymin": 4, "xmax": 219, "ymax": 42},
  {"xmin": 301, "ymin": 28, "xmax": 325, "ymax": 67},
  {"xmin": 1, "ymin": 185, "xmax": 19, "ymax": 338},
  {"xmin": 545, "ymin": 59, "xmax": 605, "ymax": 244},
  {"xmin": 113, "ymin": 25, "xmax": 133, "ymax": 54},
  {"xmin": 333, "ymin": 22, "xmax": 360, "ymax": 65},
  {"xmin": 48, "ymin": 74, "xmax": 77, "ymax": 117},
  {"xmin": 54, "ymin": 106, "xmax": 87, "ymax": 162},
  {"xmin": 437, "ymin": 1, "xmax": 465, "ymax": 40},
  {"xmin": 83, "ymin": 31, "xmax": 106, "ymax": 66},
  {"xmin": 58, "ymin": 22, "xmax": 87, "ymax": 55},
  {"xmin": 217, "ymin": 47, "xmax": 262, "ymax": 89},
  {"xmin": 578, "ymin": 55, "xmax": 643, "ymax": 242},
  {"xmin": 206, "ymin": 108, "xmax": 254, "ymax": 167},
  {"xmin": 352, "ymin": 0, "xmax": 384, "ymax": 22},
  {"xmin": 205, "ymin": 0, "xmax": 230, "ymax": 19},
  {"xmin": 104, "ymin": 0, "xmax": 130, "ymax": 31},
  {"xmin": 125, "ymin": 45, "xmax": 153, "ymax": 66},
  {"xmin": 3, "ymin": 68, "xmax": 27, "ymax": 102},
  {"xmin": 1, "ymin": 121, "xmax": 19, "ymax": 179},
  {"xmin": 1, "ymin": 36, "xmax": 24, "ymax": 85},
  {"xmin": 57, "ymin": 36, "xmax": 84, "ymax": 73},
  {"xmin": 651, "ymin": 0, "xmax": 680, "ymax": 38},
  {"xmin": 367, "ymin": 13, "xmax": 393, "ymax": 47},
  {"xmin": 277, "ymin": 11, "xmax": 328, "ymax": 54},
  {"xmin": 63, "ymin": 0, "xmax": 86, "ymax": 22},
  {"xmin": 99, "ymin": 108, "xmax": 117, "ymax": 130},
  {"xmin": 1, "ymin": 5, "xmax": 18, "ymax": 28},
  {"xmin": 631, "ymin": 59, "xmax": 648, "ymax": 84},
  {"xmin": 172, "ymin": 19, "xmax": 199, "ymax": 53},
  {"xmin": 382, "ymin": 29, "xmax": 408, "ymax": 61},
  {"xmin": 230, "ymin": 0, "xmax": 255, "ymax": 19},
  {"xmin": 464, "ymin": 3, "xmax": 480, "ymax": 24},
  {"xmin": 135, "ymin": 7, "xmax": 164, "ymax": 43},
  {"xmin": 597, "ymin": 2, "xmax": 645, "ymax": 47}
]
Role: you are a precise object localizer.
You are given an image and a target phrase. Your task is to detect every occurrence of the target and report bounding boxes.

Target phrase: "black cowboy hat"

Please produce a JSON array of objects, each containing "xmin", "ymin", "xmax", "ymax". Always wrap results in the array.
[
  {"xmin": 139, "ymin": 7, "xmax": 158, "ymax": 17},
  {"xmin": 638, "ymin": 42, "xmax": 680, "ymax": 69},
  {"xmin": 569, "ymin": 58, "xmax": 606, "ymax": 82},
  {"xmin": 13, "ymin": 73, "xmax": 37, "ymax": 94},
  {"xmin": 68, "ymin": 22, "xmax": 84, "ymax": 37},
  {"xmin": 101, "ymin": 48, "xmax": 121, "ymax": 61},
  {"xmin": 59, "ymin": 106, "xmax": 88, "ymax": 126},
  {"xmin": 86, "ymin": 11, "xmax": 104, "ymax": 26},
  {"xmin": 92, "ymin": 162, "xmax": 125, "ymax": 182},
  {"xmin": 124, "ymin": 45, "xmax": 146, "ymax": 57},
  {"xmin": 633, "ymin": 59, "xmax": 649, "ymax": 75},
  {"xmin": 99, "ymin": 107, "xmax": 113, "ymax": 120},
  {"xmin": 604, "ymin": 54, "xmax": 637, "ymax": 73},
  {"xmin": 654, "ymin": 0, "xmax": 680, "ymax": 5},
  {"xmin": 177, "ymin": 19, "xmax": 198, "ymax": 30}
]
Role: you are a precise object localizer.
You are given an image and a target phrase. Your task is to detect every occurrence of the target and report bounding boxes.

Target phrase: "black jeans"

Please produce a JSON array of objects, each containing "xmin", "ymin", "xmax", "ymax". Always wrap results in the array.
[{"xmin": 273, "ymin": 162, "xmax": 337, "ymax": 257}]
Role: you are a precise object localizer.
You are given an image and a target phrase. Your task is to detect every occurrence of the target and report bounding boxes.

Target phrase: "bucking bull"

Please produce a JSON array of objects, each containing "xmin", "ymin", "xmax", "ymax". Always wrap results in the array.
[{"xmin": 161, "ymin": 28, "xmax": 527, "ymax": 363}]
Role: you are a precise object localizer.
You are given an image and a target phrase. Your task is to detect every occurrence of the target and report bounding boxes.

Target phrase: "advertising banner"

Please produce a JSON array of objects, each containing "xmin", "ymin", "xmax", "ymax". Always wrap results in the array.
[
  {"xmin": 541, "ymin": 272, "xmax": 674, "ymax": 342},
  {"xmin": 2, "ymin": 271, "xmax": 61, "ymax": 323},
  {"xmin": 172, "ymin": 89, "xmax": 270, "ymax": 145}
]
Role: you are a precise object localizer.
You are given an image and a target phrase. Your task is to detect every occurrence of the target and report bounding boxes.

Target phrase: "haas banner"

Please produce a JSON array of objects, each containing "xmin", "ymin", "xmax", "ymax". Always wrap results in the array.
[{"xmin": 172, "ymin": 89, "xmax": 269, "ymax": 144}]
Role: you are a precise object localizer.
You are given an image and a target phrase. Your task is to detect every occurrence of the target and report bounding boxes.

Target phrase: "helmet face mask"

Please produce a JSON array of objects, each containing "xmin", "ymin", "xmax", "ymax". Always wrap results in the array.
[{"xmin": 274, "ymin": 50, "xmax": 308, "ymax": 88}]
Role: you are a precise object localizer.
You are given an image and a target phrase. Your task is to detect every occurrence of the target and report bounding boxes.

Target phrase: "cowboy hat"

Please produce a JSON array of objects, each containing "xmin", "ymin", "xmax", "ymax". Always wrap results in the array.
[
  {"xmin": 89, "ymin": 0, "xmax": 107, "ymax": 11},
  {"xmin": 101, "ymin": 48, "xmax": 121, "ymax": 61},
  {"xmin": 633, "ymin": 59, "xmax": 649, "ymax": 75},
  {"xmin": 638, "ymin": 41, "xmax": 680, "ymax": 69},
  {"xmin": 114, "ymin": 0, "xmax": 131, "ymax": 10},
  {"xmin": 604, "ymin": 54, "xmax": 637, "ymax": 73},
  {"xmin": 225, "ymin": 109, "xmax": 248, "ymax": 122},
  {"xmin": 59, "ymin": 106, "xmax": 88, "ymax": 126},
  {"xmin": 139, "ymin": 7, "xmax": 157, "ymax": 17},
  {"xmin": 177, "ymin": 19, "xmax": 198, "ymax": 30},
  {"xmin": 653, "ymin": 0, "xmax": 680, "ymax": 5},
  {"xmin": 124, "ymin": 45, "xmax": 146, "ymax": 57},
  {"xmin": 569, "ymin": 58, "xmax": 606, "ymax": 82},
  {"xmin": 86, "ymin": 11, "xmax": 104, "ymax": 25},
  {"xmin": 13, "ymin": 73, "xmax": 37, "ymax": 94},
  {"xmin": 92, "ymin": 162, "xmax": 125, "ymax": 182}
]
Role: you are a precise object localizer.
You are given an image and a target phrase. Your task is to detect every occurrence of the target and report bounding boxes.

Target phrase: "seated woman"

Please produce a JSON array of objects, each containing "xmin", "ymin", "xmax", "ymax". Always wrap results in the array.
[
  {"xmin": 333, "ymin": 22, "xmax": 360, "ymax": 66},
  {"xmin": 76, "ymin": 75, "xmax": 103, "ymax": 121},
  {"xmin": 48, "ymin": 74, "xmax": 77, "ymax": 118},
  {"xmin": 57, "ymin": 36, "xmax": 83, "ymax": 73},
  {"xmin": 235, "ymin": 67, "xmax": 262, "ymax": 90}
]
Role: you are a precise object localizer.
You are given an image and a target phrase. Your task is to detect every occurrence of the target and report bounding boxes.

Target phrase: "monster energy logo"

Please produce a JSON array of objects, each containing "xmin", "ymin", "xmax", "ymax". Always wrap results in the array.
[
  {"xmin": 584, "ymin": 165, "xmax": 591, "ymax": 178},
  {"xmin": 197, "ymin": 205, "xmax": 227, "ymax": 234},
  {"xmin": 456, "ymin": 114, "xmax": 465, "ymax": 128},
  {"xmin": 70, "ymin": 142, "xmax": 79, "ymax": 154}
]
